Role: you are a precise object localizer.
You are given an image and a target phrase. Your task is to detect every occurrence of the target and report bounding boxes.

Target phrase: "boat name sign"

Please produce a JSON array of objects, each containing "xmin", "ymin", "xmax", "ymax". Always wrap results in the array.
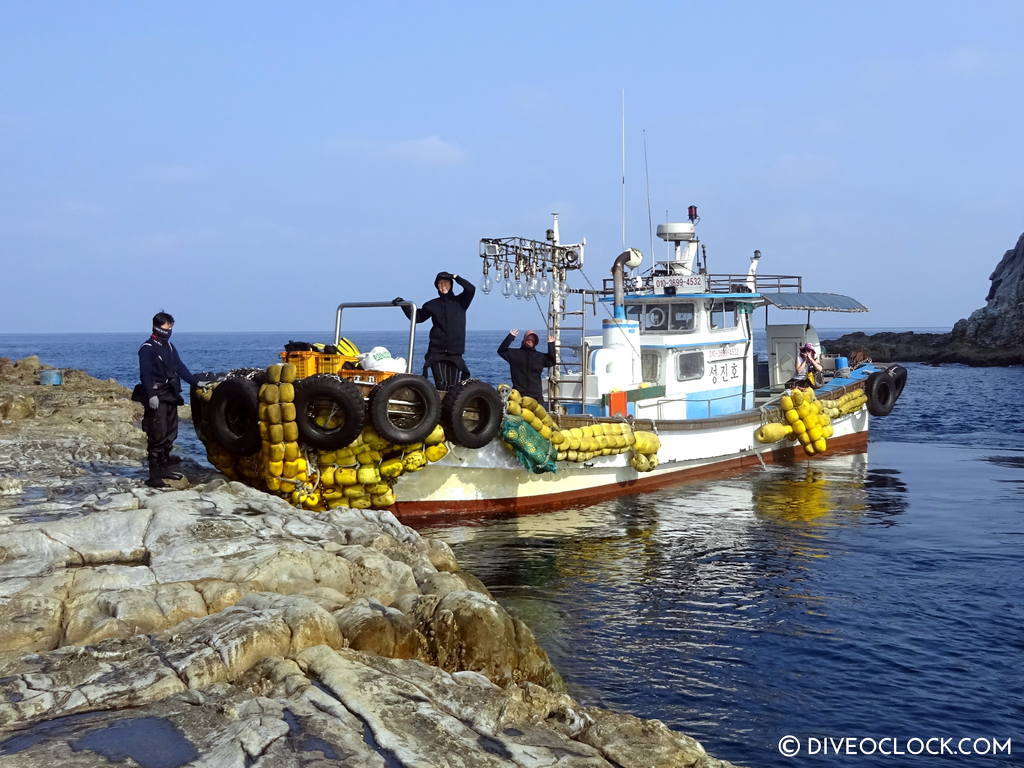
[{"xmin": 653, "ymin": 274, "xmax": 709, "ymax": 294}]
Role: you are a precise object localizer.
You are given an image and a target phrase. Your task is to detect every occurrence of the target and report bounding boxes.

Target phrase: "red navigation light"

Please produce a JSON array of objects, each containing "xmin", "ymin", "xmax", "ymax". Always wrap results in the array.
[{"xmin": 688, "ymin": 205, "xmax": 698, "ymax": 222}]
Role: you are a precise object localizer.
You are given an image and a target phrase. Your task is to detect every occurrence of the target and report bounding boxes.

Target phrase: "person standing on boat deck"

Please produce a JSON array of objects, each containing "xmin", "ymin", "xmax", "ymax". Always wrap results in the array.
[
  {"xmin": 498, "ymin": 329, "xmax": 556, "ymax": 408},
  {"xmin": 393, "ymin": 271, "xmax": 475, "ymax": 390},
  {"xmin": 132, "ymin": 312, "xmax": 203, "ymax": 488},
  {"xmin": 795, "ymin": 342, "xmax": 824, "ymax": 388}
]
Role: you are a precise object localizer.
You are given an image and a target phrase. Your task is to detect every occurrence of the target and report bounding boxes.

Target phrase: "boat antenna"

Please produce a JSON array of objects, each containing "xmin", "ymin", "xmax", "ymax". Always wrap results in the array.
[
  {"xmin": 620, "ymin": 89, "xmax": 626, "ymax": 249},
  {"xmin": 643, "ymin": 129, "xmax": 654, "ymax": 264}
]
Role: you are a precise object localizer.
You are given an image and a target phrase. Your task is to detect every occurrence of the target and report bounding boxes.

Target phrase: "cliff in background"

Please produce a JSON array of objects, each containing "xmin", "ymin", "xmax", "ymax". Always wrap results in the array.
[{"xmin": 825, "ymin": 232, "xmax": 1024, "ymax": 366}]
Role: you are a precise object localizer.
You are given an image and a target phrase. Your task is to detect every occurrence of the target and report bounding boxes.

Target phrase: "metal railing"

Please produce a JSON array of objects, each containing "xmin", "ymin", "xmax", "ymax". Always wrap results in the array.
[
  {"xmin": 600, "ymin": 272, "xmax": 803, "ymax": 295},
  {"xmin": 334, "ymin": 301, "xmax": 418, "ymax": 375},
  {"xmin": 639, "ymin": 389, "xmax": 749, "ymax": 421}
]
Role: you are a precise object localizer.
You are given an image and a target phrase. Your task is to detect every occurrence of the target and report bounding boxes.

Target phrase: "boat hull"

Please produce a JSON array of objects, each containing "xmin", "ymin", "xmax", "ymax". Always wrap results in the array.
[{"xmin": 394, "ymin": 409, "xmax": 870, "ymax": 520}]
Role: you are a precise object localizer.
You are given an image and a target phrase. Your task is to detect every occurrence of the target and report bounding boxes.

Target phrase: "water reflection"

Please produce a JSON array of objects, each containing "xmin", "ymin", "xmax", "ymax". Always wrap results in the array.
[{"xmin": 420, "ymin": 444, "xmax": 1015, "ymax": 767}]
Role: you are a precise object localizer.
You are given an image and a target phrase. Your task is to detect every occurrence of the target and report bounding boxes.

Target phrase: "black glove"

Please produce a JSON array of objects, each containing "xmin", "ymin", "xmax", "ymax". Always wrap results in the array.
[{"xmin": 392, "ymin": 297, "xmax": 404, "ymax": 305}]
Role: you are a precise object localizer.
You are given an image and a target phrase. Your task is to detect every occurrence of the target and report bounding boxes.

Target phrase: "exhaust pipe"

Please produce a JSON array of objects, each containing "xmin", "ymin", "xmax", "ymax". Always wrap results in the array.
[{"xmin": 611, "ymin": 248, "xmax": 643, "ymax": 319}]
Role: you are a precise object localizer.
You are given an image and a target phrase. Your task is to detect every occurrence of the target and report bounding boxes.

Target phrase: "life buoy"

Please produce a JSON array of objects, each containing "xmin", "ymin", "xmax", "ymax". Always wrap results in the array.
[
  {"xmin": 441, "ymin": 380, "xmax": 502, "ymax": 448},
  {"xmin": 208, "ymin": 377, "xmax": 261, "ymax": 455},
  {"xmin": 293, "ymin": 374, "xmax": 365, "ymax": 450},
  {"xmin": 865, "ymin": 370, "xmax": 897, "ymax": 417},
  {"xmin": 368, "ymin": 374, "xmax": 441, "ymax": 445}
]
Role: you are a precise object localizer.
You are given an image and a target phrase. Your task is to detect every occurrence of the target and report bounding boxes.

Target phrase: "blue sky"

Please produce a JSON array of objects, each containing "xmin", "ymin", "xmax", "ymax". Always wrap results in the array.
[{"xmin": 2, "ymin": 2, "xmax": 1022, "ymax": 333}]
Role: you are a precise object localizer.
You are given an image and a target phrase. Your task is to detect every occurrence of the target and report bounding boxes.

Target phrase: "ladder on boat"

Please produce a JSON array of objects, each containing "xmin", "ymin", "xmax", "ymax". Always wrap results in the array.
[{"xmin": 548, "ymin": 289, "xmax": 599, "ymax": 413}]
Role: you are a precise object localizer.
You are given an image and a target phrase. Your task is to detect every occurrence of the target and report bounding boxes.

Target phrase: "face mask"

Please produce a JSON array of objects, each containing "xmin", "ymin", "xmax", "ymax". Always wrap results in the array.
[{"xmin": 153, "ymin": 326, "xmax": 172, "ymax": 340}]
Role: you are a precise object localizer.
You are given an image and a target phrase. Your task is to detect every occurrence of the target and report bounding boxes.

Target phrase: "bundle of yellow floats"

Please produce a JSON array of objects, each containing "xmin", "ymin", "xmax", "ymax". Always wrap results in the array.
[
  {"xmin": 503, "ymin": 388, "xmax": 661, "ymax": 472},
  {"xmin": 198, "ymin": 362, "xmax": 450, "ymax": 512},
  {"xmin": 754, "ymin": 385, "xmax": 868, "ymax": 456}
]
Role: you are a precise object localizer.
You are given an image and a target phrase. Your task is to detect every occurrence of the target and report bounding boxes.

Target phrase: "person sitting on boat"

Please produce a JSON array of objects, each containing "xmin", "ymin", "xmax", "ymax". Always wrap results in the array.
[
  {"xmin": 795, "ymin": 342, "xmax": 824, "ymax": 388},
  {"xmin": 498, "ymin": 328, "xmax": 556, "ymax": 408},
  {"xmin": 393, "ymin": 271, "xmax": 475, "ymax": 390}
]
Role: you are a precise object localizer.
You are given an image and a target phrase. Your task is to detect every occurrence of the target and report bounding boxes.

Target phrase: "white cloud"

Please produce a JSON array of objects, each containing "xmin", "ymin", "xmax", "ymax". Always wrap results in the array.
[{"xmin": 382, "ymin": 136, "xmax": 467, "ymax": 167}]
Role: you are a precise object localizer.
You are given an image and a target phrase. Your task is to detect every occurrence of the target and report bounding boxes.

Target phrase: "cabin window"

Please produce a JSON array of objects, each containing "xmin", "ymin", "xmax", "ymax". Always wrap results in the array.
[
  {"xmin": 676, "ymin": 351, "xmax": 704, "ymax": 381},
  {"xmin": 709, "ymin": 300, "xmax": 738, "ymax": 330},
  {"xmin": 669, "ymin": 302, "xmax": 695, "ymax": 331},
  {"xmin": 641, "ymin": 350, "xmax": 661, "ymax": 382},
  {"xmin": 643, "ymin": 304, "xmax": 669, "ymax": 332},
  {"xmin": 626, "ymin": 302, "xmax": 696, "ymax": 334}
]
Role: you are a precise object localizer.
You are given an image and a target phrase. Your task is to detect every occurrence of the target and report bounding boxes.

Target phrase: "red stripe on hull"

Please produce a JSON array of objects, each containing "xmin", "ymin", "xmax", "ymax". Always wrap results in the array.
[{"xmin": 395, "ymin": 430, "xmax": 869, "ymax": 526}]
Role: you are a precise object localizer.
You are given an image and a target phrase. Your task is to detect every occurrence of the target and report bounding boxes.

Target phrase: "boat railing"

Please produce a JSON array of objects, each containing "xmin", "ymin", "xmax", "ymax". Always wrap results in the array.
[
  {"xmin": 598, "ymin": 273, "xmax": 803, "ymax": 295},
  {"xmin": 644, "ymin": 389, "xmax": 750, "ymax": 420}
]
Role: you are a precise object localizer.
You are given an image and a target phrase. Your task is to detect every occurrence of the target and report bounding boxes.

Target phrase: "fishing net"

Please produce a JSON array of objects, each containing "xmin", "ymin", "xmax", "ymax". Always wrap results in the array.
[{"xmin": 500, "ymin": 414, "xmax": 557, "ymax": 474}]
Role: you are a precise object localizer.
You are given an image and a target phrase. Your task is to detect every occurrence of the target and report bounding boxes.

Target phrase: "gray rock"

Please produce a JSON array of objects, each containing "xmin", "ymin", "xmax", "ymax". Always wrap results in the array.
[{"xmin": 0, "ymin": 360, "xmax": 738, "ymax": 767}]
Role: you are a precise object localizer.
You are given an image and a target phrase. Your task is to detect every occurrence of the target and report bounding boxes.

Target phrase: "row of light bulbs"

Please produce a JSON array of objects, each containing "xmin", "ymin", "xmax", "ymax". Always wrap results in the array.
[{"xmin": 480, "ymin": 267, "xmax": 569, "ymax": 299}]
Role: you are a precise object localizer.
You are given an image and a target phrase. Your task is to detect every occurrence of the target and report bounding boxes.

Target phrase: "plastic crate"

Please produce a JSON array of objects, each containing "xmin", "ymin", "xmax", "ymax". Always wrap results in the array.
[
  {"xmin": 279, "ymin": 350, "xmax": 319, "ymax": 378},
  {"xmin": 316, "ymin": 354, "xmax": 360, "ymax": 375}
]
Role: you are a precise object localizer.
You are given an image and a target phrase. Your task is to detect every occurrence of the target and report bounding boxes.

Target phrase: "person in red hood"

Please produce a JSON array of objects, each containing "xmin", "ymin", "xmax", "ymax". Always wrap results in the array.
[{"xmin": 498, "ymin": 328, "xmax": 556, "ymax": 407}]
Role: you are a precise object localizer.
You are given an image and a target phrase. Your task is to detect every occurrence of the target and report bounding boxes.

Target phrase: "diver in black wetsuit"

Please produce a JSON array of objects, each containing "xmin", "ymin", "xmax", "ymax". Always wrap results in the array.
[
  {"xmin": 133, "ymin": 311, "xmax": 204, "ymax": 487},
  {"xmin": 394, "ymin": 271, "xmax": 475, "ymax": 390}
]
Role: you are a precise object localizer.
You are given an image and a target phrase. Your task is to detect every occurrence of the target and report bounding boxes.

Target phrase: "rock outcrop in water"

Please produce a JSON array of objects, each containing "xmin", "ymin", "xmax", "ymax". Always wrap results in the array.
[
  {"xmin": 824, "ymin": 232, "xmax": 1024, "ymax": 366},
  {"xmin": 0, "ymin": 358, "xmax": 735, "ymax": 767}
]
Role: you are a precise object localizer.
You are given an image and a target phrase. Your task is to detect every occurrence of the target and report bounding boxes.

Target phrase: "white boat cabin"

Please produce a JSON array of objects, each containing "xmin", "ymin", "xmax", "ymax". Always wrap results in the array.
[{"xmin": 540, "ymin": 212, "xmax": 867, "ymax": 421}]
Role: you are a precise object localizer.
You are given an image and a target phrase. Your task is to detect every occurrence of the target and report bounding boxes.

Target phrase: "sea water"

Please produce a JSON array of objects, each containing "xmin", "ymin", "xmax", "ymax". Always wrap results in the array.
[{"xmin": 1, "ymin": 330, "xmax": 1020, "ymax": 766}]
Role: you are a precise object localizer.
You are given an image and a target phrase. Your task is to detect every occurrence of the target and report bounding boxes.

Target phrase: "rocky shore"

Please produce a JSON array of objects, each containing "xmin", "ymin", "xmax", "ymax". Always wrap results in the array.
[
  {"xmin": 824, "ymin": 232, "xmax": 1024, "ymax": 366},
  {"xmin": 0, "ymin": 357, "xmax": 735, "ymax": 767}
]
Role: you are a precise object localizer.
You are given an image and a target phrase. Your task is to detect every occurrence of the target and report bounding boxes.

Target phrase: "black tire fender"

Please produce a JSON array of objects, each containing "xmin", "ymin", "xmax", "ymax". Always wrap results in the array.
[
  {"xmin": 441, "ymin": 380, "xmax": 503, "ymax": 449},
  {"xmin": 188, "ymin": 371, "xmax": 219, "ymax": 441},
  {"xmin": 368, "ymin": 374, "xmax": 441, "ymax": 445},
  {"xmin": 886, "ymin": 364, "xmax": 908, "ymax": 400},
  {"xmin": 207, "ymin": 377, "xmax": 261, "ymax": 455},
  {"xmin": 293, "ymin": 374, "xmax": 365, "ymax": 450},
  {"xmin": 865, "ymin": 371, "xmax": 897, "ymax": 417}
]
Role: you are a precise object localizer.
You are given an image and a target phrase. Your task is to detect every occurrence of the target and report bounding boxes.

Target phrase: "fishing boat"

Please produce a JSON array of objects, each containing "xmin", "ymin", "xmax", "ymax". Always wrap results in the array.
[{"xmin": 192, "ymin": 208, "xmax": 907, "ymax": 520}]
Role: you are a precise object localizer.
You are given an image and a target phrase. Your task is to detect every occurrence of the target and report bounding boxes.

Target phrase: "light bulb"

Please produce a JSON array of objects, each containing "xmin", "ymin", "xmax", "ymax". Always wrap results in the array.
[
  {"xmin": 502, "ymin": 279, "xmax": 513, "ymax": 298},
  {"xmin": 538, "ymin": 276, "xmax": 550, "ymax": 295},
  {"xmin": 482, "ymin": 274, "xmax": 493, "ymax": 294},
  {"xmin": 559, "ymin": 280, "xmax": 569, "ymax": 294},
  {"xmin": 528, "ymin": 274, "xmax": 539, "ymax": 293},
  {"xmin": 513, "ymin": 280, "xmax": 525, "ymax": 299}
]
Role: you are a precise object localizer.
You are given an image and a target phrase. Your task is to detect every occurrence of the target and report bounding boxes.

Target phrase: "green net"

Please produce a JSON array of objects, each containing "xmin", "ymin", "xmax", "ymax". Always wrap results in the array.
[{"xmin": 500, "ymin": 414, "xmax": 557, "ymax": 474}]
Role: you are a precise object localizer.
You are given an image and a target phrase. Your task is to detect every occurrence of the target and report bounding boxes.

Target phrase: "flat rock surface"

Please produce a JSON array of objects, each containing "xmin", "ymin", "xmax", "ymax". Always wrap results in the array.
[{"xmin": 0, "ymin": 359, "xmax": 738, "ymax": 766}]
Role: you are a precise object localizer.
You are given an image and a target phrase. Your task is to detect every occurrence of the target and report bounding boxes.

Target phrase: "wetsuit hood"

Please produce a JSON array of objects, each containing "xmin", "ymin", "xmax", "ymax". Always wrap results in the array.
[{"xmin": 434, "ymin": 271, "xmax": 455, "ymax": 295}]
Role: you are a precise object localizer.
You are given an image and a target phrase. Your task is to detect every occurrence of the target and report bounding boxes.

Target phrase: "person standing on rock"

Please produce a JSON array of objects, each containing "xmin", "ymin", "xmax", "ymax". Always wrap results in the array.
[
  {"xmin": 497, "ymin": 329, "xmax": 556, "ymax": 408},
  {"xmin": 393, "ymin": 271, "xmax": 475, "ymax": 390},
  {"xmin": 133, "ymin": 311, "xmax": 200, "ymax": 488}
]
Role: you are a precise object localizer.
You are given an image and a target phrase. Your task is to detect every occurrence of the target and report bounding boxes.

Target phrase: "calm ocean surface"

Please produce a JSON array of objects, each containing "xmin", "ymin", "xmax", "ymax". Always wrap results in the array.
[{"xmin": 1, "ymin": 329, "xmax": 1021, "ymax": 766}]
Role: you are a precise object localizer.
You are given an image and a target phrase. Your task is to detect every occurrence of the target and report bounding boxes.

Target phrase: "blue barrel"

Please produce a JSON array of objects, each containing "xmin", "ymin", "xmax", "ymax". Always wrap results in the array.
[
  {"xmin": 39, "ymin": 369, "xmax": 64, "ymax": 386},
  {"xmin": 835, "ymin": 356, "xmax": 850, "ymax": 378}
]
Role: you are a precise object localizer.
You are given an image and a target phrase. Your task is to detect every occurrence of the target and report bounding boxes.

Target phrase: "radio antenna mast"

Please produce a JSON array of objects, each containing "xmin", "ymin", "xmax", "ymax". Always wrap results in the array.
[
  {"xmin": 620, "ymin": 89, "xmax": 626, "ymax": 249},
  {"xmin": 643, "ymin": 129, "xmax": 654, "ymax": 262}
]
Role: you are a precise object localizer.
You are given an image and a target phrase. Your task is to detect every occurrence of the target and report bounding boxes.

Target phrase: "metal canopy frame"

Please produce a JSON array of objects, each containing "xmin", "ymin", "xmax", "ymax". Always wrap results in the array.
[
  {"xmin": 760, "ymin": 292, "xmax": 869, "ymax": 313},
  {"xmin": 334, "ymin": 301, "xmax": 418, "ymax": 375}
]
